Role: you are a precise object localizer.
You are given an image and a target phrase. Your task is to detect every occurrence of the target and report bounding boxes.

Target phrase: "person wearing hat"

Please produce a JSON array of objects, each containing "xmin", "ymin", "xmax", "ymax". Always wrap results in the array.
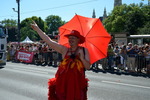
[{"xmin": 31, "ymin": 21, "xmax": 91, "ymax": 100}]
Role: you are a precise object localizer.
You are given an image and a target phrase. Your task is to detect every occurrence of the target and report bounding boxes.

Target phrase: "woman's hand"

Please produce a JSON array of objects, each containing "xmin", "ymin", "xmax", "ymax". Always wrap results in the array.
[
  {"xmin": 30, "ymin": 21, "xmax": 67, "ymax": 55},
  {"xmin": 30, "ymin": 21, "xmax": 39, "ymax": 32}
]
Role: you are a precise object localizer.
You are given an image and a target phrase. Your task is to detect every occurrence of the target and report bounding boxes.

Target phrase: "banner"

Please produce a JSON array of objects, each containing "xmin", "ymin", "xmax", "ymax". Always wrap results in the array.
[{"xmin": 16, "ymin": 51, "xmax": 34, "ymax": 63}]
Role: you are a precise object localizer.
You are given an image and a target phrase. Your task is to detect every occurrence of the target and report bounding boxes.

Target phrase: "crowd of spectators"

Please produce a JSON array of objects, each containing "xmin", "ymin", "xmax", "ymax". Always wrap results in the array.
[
  {"xmin": 7, "ymin": 41, "xmax": 62, "ymax": 67},
  {"xmin": 92, "ymin": 42, "xmax": 150, "ymax": 74},
  {"xmin": 6, "ymin": 41, "xmax": 150, "ymax": 74}
]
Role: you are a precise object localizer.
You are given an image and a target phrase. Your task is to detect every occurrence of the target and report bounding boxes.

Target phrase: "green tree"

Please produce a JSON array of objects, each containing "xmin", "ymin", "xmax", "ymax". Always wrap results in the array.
[
  {"xmin": 0, "ymin": 19, "xmax": 18, "ymax": 42},
  {"xmin": 103, "ymin": 3, "xmax": 149, "ymax": 35},
  {"xmin": 20, "ymin": 16, "xmax": 47, "ymax": 41},
  {"xmin": 138, "ymin": 22, "xmax": 150, "ymax": 35},
  {"xmin": 141, "ymin": 5, "xmax": 150, "ymax": 24},
  {"xmin": 103, "ymin": 4, "xmax": 129, "ymax": 33},
  {"xmin": 45, "ymin": 15, "xmax": 66, "ymax": 35},
  {"xmin": 1, "ymin": 19, "xmax": 17, "ymax": 28},
  {"xmin": 124, "ymin": 4, "xmax": 146, "ymax": 35}
]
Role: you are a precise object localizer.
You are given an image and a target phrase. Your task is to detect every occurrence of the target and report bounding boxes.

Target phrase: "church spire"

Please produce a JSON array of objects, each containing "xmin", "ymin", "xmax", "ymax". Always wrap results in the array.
[
  {"xmin": 92, "ymin": 9, "xmax": 96, "ymax": 18},
  {"xmin": 103, "ymin": 7, "xmax": 107, "ymax": 20}
]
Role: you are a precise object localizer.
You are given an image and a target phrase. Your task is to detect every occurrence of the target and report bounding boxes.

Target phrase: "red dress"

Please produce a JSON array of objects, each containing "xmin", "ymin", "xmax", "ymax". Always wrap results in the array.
[{"xmin": 48, "ymin": 51, "xmax": 89, "ymax": 100}]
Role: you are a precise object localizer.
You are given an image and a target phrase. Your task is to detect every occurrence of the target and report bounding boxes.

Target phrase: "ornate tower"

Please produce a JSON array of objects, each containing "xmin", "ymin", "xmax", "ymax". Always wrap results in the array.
[
  {"xmin": 92, "ymin": 9, "xmax": 96, "ymax": 18},
  {"xmin": 103, "ymin": 7, "xmax": 107, "ymax": 20},
  {"xmin": 114, "ymin": 0, "xmax": 122, "ymax": 7}
]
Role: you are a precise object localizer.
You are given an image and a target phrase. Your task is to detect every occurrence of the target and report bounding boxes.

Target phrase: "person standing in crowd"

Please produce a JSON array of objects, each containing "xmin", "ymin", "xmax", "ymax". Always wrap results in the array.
[
  {"xmin": 42, "ymin": 44, "xmax": 48, "ymax": 66},
  {"xmin": 36, "ymin": 44, "xmax": 43, "ymax": 64},
  {"xmin": 52, "ymin": 49, "xmax": 59, "ymax": 67},
  {"xmin": 6, "ymin": 45, "xmax": 11, "ymax": 61},
  {"xmin": 127, "ymin": 43, "xmax": 137, "ymax": 72},
  {"xmin": 29, "ymin": 44, "xmax": 33, "ymax": 52},
  {"xmin": 19, "ymin": 45, "xmax": 25, "ymax": 51},
  {"xmin": 25, "ymin": 45, "xmax": 30, "ymax": 52},
  {"xmin": 114, "ymin": 46, "xmax": 121, "ymax": 69},
  {"xmin": 136, "ymin": 46, "xmax": 145, "ymax": 73},
  {"xmin": 32, "ymin": 44, "xmax": 38, "ymax": 64},
  {"xmin": 47, "ymin": 45, "xmax": 53, "ymax": 66},
  {"xmin": 9, "ymin": 45, "xmax": 16, "ymax": 61},
  {"xmin": 107, "ymin": 44, "xmax": 115, "ymax": 70},
  {"xmin": 120, "ymin": 45, "xmax": 128, "ymax": 70},
  {"xmin": 143, "ymin": 46, "xmax": 150, "ymax": 74},
  {"xmin": 31, "ymin": 21, "xmax": 91, "ymax": 100}
]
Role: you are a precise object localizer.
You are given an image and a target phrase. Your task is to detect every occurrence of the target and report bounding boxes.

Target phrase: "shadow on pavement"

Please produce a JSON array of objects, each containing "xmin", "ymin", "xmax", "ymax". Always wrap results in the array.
[
  {"xmin": 0, "ymin": 66, "xmax": 5, "ymax": 69},
  {"xmin": 89, "ymin": 68, "xmax": 150, "ymax": 78}
]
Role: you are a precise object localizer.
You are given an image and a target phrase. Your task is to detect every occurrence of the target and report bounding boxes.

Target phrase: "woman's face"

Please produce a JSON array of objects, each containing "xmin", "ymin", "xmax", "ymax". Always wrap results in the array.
[{"xmin": 68, "ymin": 36, "xmax": 80, "ymax": 47}]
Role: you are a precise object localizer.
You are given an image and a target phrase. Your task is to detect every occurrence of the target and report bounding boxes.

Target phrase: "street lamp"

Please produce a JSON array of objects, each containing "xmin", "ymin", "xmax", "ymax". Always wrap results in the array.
[{"xmin": 12, "ymin": 0, "xmax": 20, "ymax": 46}]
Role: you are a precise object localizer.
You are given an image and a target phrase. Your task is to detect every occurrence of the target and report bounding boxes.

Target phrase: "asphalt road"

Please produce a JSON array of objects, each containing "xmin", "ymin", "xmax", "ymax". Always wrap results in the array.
[{"xmin": 0, "ymin": 62, "xmax": 150, "ymax": 100}]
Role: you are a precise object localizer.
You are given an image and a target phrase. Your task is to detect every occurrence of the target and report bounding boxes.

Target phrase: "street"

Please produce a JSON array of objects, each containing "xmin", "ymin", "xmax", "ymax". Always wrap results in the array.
[{"xmin": 0, "ymin": 62, "xmax": 150, "ymax": 100}]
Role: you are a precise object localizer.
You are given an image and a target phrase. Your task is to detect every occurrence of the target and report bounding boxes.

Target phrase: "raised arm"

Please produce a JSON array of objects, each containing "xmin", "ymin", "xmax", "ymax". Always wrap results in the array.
[{"xmin": 30, "ymin": 21, "xmax": 67, "ymax": 54}]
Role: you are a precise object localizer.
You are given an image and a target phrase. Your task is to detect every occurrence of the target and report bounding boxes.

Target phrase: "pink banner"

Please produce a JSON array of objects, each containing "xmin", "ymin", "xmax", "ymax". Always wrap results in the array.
[{"xmin": 16, "ymin": 51, "xmax": 34, "ymax": 63}]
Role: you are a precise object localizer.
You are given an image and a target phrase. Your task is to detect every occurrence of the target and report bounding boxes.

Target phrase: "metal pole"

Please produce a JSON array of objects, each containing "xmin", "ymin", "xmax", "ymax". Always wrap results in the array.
[{"xmin": 17, "ymin": 0, "xmax": 20, "ymax": 46}]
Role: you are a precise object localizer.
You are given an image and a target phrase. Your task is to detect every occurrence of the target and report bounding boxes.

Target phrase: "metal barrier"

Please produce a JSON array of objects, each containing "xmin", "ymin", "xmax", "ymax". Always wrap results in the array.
[
  {"xmin": 100, "ymin": 55, "xmax": 150, "ymax": 74},
  {"xmin": 136, "ymin": 55, "xmax": 150, "ymax": 73}
]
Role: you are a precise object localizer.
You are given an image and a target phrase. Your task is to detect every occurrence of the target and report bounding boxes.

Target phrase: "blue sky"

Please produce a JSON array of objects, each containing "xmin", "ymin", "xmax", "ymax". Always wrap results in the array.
[{"xmin": 0, "ymin": 0, "xmax": 148, "ymax": 22}]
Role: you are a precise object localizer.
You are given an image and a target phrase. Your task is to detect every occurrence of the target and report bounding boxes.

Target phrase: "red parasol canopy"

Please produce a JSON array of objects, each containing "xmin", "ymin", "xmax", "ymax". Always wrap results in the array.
[{"xmin": 58, "ymin": 14, "xmax": 111, "ymax": 64}]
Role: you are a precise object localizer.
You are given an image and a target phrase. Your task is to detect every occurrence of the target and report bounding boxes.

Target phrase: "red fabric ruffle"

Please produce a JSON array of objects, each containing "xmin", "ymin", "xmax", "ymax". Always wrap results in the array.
[{"xmin": 48, "ymin": 78, "xmax": 57, "ymax": 100}]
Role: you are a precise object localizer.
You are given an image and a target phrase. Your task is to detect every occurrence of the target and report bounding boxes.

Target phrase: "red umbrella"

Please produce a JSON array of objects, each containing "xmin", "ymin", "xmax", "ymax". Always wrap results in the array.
[{"xmin": 58, "ymin": 14, "xmax": 111, "ymax": 64}]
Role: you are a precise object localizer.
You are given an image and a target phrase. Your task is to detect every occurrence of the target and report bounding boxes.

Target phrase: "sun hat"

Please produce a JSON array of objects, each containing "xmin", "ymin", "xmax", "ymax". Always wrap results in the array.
[{"xmin": 64, "ymin": 30, "xmax": 85, "ymax": 44}]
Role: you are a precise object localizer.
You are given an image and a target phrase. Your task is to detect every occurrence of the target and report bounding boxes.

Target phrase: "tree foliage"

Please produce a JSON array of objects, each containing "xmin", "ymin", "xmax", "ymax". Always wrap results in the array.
[
  {"xmin": 45, "ymin": 15, "xmax": 66, "ymax": 35},
  {"xmin": 103, "ymin": 3, "xmax": 150, "ymax": 35},
  {"xmin": 103, "ymin": 4, "xmax": 129, "ymax": 33},
  {"xmin": 20, "ymin": 16, "xmax": 48, "ymax": 41},
  {"xmin": 124, "ymin": 4, "xmax": 146, "ymax": 35},
  {"xmin": 138, "ymin": 22, "xmax": 150, "ymax": 34},
  {"xmin": 1, "ymin": 19, "xmax": 17, "ymax": 28},
  {"xmin": 0, "ymin": 15, "xmax": 65, "ymax": 42},
  {"xmin": 137, "ymin": 5, "xmax": 150, "ymax": 35},
  {"xmin": 0, "ymin": 19, "xmax": 18, "ymax": 42}
]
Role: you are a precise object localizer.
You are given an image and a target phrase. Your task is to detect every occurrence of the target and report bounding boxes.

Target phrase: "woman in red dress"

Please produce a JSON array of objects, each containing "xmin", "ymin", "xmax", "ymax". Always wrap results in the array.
[{"xmin": 31, "ymin": 21, "xmax": 91, "ymax": 100}]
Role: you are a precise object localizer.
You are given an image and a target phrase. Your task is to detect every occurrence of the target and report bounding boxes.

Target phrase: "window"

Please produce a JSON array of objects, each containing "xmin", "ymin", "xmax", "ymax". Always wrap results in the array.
[{"xmin": 1, "ymin": 44, "xmax": 4, "ymax": 50}]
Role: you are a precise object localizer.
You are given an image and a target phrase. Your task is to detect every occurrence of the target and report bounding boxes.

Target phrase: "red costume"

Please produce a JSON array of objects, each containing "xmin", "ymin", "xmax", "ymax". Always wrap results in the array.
[{"xmin": 48, "ymin": 49, "xmax": 89, "ymax": 100}]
